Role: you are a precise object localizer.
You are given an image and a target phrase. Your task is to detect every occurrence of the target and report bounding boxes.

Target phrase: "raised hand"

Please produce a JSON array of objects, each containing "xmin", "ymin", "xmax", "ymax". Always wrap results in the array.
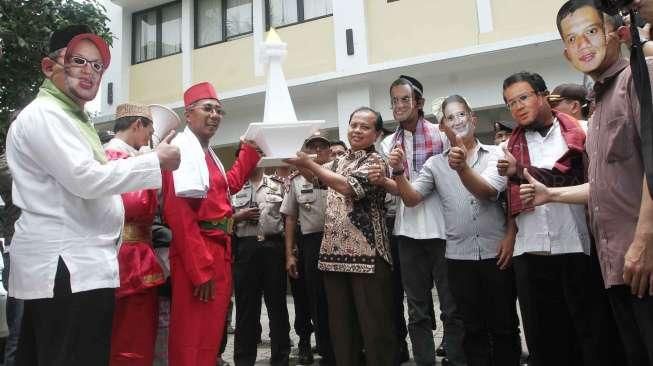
[
  {"xmin": 519, "ymin": 168, "xmax": 551, "ymax": 207},
  {"xmin": 448, "ymin": 135, "xmax": 468, "ymax": 171},
  {"xmin": 497, "ymin": 145, "xmax": 517, "ymax": 177},
  {"xmin": 367, "ymin": 156, "xmax": 386, "ymax": 186},
  {"xmin": 388, "ymin": 145, "xmax": 405, "ymax": 171},
  {"xmin": 156, "ymin": 130, "xmax": 181, "ymax": 171}
]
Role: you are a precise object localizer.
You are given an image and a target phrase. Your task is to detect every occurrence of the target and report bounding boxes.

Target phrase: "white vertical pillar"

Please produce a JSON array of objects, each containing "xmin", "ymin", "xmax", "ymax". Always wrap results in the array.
[
  {"xmin": 100, "ymin": 0, "xmax": 124, "ymax": 116},
  {"xmin": 253, "ymin": 0, "xmax": 265, "ymax": 77},
  {"xmin": 336, "ymin": 84, "xmax": 371, "ymax": 143},
  {"xmin": 476, "ymin": 0, "xmax": 494, "ymax": 33},
  {"xmin": 332, "ymin": 0, "xmax": 368, "ymax": 72},
  {"xmin": 181, "ymin": 0, "xmax": 194, "ymax": 89}
]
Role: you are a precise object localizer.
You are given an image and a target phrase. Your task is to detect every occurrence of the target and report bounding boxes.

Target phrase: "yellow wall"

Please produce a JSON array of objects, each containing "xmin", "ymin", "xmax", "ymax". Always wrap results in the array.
[
  {"xmin": 193, "ymin": 17, "xmax": 336, "ymax": 92},
  {"xmin": 479, "ymin": 0, "xmax": 567, "ymax": 44},
  {"xmin": 366, "ymin": 0, "xmax": 478, "ymax": 64},
  {"xmin": 366, "ymin": 0, "xmax": 566, "ymax": 64},
  {"xmin": 129, "ymin": 54, "xmax": 182, "ymax": 105}
]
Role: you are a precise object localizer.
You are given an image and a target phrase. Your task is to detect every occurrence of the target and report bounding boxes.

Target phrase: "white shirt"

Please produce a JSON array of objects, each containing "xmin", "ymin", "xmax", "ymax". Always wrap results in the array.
[
  {"xmin": 380, "ymin": 129, "xmax": 447, "ymax": 240},
  {"xmin": 6, "ymin": 96, "xmax": 162, "ymax": 299},
  {"xmin": 510, "ymin": 119, "xmax": 591, "ymax": 256}
]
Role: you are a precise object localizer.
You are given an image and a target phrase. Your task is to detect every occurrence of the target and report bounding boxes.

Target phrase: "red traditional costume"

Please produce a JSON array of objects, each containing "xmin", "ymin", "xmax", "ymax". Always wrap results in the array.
[
  {"xmin": 106, "ymin": 145, "xmax": 166, "ymax": 366},
  {"xmin": 163, "ymin": 82, "xmax": 260, "ymax": 366}
]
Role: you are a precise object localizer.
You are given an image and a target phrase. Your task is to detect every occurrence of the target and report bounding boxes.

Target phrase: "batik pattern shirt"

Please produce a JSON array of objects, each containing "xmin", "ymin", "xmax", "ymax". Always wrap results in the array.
[{"xmin": 318, "ymin": 148, "xmax": 391, "ymax": 274}]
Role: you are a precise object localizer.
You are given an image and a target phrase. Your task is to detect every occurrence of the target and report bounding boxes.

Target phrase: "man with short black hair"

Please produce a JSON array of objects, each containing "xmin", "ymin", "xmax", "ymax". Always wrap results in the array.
[
  {"xmin": 497, "ymin": 70, "xmax": 622, "ymax": 366},
  {"xmin": 6, "ymin": 24, "xmax": 180, "ymax": 365},
  {"xmin": 376, "ymin": 75, "xmax": 465, "ymax": 366},
  {"xmin": 519, "ymin": 2, "xmax": 653, "ymax": 364}
]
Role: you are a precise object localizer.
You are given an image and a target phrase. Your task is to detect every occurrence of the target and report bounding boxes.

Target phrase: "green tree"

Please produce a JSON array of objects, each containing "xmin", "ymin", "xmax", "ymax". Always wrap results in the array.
[{"xmin": 0, "ymin": 0, "xmax": 113, "ymax": 150}]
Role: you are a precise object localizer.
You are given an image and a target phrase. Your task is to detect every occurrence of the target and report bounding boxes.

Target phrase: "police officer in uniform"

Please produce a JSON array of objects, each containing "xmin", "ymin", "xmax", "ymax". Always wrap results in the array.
[
  {"xmin": 281, "ymin": 133, "xmax": 335, "ymax": 365},
  {"xmin": 232, "ymin": 167, "xmax": 291, "ymax": 366}
]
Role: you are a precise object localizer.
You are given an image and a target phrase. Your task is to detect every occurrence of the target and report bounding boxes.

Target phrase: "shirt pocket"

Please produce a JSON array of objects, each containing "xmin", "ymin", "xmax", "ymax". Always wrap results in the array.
[
  {"xmin": 297, "ymin": 188, "xmax": 316, "ymax": 204},
  {"xmin": 606, "ymin": 117, "xmax": 634, "ymax": 163},
  {"xmin": 231, "ymin": 191, "xmax": 251, "ymax": 208}
]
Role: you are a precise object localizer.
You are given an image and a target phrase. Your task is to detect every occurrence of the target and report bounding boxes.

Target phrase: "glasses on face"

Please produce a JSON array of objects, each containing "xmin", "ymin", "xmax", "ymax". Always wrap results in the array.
[
  {"xmin": 68, "ymin": 55, "xmax": 105, "ymax": 73},
  {"xmin": 506, "ymin": 91, "xmax": 538, "ymax": 110},
  {"xmin": 390, "ymin": 96, "xmax": 413, "ymax": 109},
  {"xmin": 444, "ymin": 111, "xmax": 469, "ymax": 123},
  {"xmin": 188, "ymin": 103, "xmax": 226, "ymax": 117}
]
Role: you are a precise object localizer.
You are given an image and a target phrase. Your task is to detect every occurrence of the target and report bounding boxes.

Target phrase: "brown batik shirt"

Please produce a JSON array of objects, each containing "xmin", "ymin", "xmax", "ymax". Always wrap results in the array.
[{"xmin": 318, "ymin": 148, "xmax": 392, "ymax": 274}]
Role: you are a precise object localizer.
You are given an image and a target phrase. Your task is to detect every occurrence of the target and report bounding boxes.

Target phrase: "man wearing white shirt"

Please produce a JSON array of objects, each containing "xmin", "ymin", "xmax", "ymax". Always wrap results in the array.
[
  {"xmin": 376, "ymin": 76, "xmax": 465, "ymax": 366},
  {"xmin": 496, "ymin": 71, "xmax": 621, "ymax": 366},
  {"xmin": 5, "ymin": 25, "xmax": 179, "ymax": 365}
]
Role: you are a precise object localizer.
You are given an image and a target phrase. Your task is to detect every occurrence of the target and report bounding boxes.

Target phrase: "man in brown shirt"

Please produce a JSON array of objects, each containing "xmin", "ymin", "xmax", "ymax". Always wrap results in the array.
[{"xmin": 521, "ymin": 2, "xmax": 653, "ymax": 364}]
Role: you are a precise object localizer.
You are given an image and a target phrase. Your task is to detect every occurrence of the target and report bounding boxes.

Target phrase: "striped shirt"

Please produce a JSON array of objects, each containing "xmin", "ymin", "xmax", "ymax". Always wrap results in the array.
[{"xmin": 412, "ymin": 142, "xmax": 507, "ymax": 260}]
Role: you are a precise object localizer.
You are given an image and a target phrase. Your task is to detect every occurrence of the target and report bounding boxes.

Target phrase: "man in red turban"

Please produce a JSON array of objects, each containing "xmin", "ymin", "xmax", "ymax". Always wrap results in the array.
[{"xmin": 163, "ymin": 81, "xmax": 261, "ymax": 365}]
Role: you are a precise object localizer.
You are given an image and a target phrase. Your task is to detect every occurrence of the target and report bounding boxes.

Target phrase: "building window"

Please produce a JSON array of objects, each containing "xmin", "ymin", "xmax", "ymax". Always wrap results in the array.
[
  {"xmin": 266, "ymin": 0, "xmax": 332, "ymax": 29},
  {"xmin": 132, "ymin": 1, "xmax": 182, "ymax": 64},
  {"xmin": 195, "ymin": 0, "xmax": 253, "ymax": 48}
]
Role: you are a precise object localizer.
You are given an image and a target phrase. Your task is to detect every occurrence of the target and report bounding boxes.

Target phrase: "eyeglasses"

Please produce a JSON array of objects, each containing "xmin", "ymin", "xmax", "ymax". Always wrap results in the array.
[
  {"xmin": 390, "ymin": 96, "xmax": 413, "ymax": 108},
  {"xmin": 506, "ymin": 91, "xmax": 538, "ymax": 110},
  {"xmin": 444, "ymin": 111, "xmax": 469, "ymax": 123},
  {"xmin": 188, "ymin": 103, "xmax": 226, "ymax": 117},
  {"xmin": 68, "ymin": 55, "xmax": 104, "ymax": 73}
]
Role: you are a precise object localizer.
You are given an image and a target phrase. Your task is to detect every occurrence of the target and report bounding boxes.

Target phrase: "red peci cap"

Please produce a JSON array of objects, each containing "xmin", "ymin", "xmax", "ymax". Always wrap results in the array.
[
  {"xmin": 184, "ymin": 82, "xmax": 219, "ymax": 108},
  {"xmin": 65, "ymin": 33, "xmax": 111, "ymax": 70}
]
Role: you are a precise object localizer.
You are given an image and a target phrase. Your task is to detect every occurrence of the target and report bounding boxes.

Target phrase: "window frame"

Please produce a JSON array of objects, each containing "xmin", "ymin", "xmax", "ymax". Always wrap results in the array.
[
  {"xmin": 264, "ymin": 0, "xmax": 333, "ymax": 31},
  {"xmin": 132, "ymin": 0, "xmax": 182, "ymax": 65},
  {"xmin": 194, "ymin": 0, "xmax": 254, "ymax": 49}
]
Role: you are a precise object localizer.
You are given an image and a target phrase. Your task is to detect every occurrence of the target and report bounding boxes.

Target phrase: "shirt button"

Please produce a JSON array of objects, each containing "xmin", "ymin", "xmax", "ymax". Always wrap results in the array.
[{"xmin": 594, "ymin": 206, "xmax": 599, "ymax": 212}]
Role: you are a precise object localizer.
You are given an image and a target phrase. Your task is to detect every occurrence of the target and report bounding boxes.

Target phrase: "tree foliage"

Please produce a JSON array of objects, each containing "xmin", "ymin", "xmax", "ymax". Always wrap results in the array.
[{"xmin": 0, "ymin": 0, "xmax": 113, "ymax": 150}]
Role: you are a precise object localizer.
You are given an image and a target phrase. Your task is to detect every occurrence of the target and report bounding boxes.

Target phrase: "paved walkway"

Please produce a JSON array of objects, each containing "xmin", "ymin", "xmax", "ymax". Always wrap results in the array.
[{"xmin": 220, "ymin": 292, "xmax": 528, "ymax": 365}]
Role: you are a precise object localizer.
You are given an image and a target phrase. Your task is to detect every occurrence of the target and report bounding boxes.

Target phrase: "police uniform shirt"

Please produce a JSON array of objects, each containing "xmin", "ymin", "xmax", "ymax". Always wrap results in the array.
[
  {"xmin": 231, "ymin": 175, "xmax": 285, "ymax": 238},
  {"xmin": 280, "ymin": 174, "xmax": 327, "ymax": 235}
]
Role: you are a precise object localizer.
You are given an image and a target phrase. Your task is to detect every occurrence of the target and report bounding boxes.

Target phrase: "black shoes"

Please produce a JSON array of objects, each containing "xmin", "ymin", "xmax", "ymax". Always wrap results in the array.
[{"xmin": 297, "ymin": 339, "xmax": 315, "ymax": 365}]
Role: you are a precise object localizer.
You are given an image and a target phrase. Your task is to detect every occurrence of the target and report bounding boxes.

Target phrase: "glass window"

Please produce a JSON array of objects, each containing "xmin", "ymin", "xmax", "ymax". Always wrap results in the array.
[
  {"xmin": 226, "ymin": 0, "xmax": 253, "ymax": 38},
  {"xmin": 269, "ymin": 0, "xmax": 298, "ymax": 28},
  {"xmin": 196, "ymin": 0, "xmax": 223, "ymax": 47},
  {"xmin": 303, "ymin": 0, "xmax": 332, "ymax": 20},
  {"xmin": 134, "ymin": 10, "xmax": 157, "ymax": 63},
  {"xmin": 132, "ymin": 2, "xmax": 182, "ymax": 64},
  {"xmin": 161, "ymin": 2, "xmax": 182, "ymax": 56}
]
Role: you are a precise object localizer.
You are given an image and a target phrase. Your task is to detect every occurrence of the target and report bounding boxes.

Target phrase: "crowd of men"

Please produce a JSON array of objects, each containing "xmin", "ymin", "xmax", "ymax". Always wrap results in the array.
[{"xmin": 0, "ymin": 0, "xmax": 653, "ymax": 366}]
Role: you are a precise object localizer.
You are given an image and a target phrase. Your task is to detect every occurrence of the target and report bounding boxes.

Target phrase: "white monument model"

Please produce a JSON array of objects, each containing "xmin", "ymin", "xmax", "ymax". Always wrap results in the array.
[{"xmin": 244, "ymin": 29, "xmax": 324, "ymax": 167}]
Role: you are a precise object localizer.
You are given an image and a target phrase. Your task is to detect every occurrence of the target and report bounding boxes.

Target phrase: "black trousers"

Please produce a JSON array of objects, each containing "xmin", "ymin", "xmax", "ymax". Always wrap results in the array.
[
  {"xmin": 16, "ymin": 257, "xmax": 114, "ymax": 366},
  {"xmin": 234, "ymin": 236, "xmax": 291, "ymax": 366},
  {"xmin": 302, "ymin": 232, "xmax": 335, "ymax": 363},
  {"xmin": 323, "ymin": 259, "xmax": 397, "ymax": 366},
  {"xmin": 606, "ymin": 285, "xmax": 653, "ymax": 366},
  {"xmin": 447, "ymin": 258, "xmax": 520, "ymax": 366},
  {"xmin": 288, "ymin": 234, "xmax": 313, "ymax": 341},
  {"xmin": 386, "ymin": 218, "xmax": 409, "ymax": 354},
  {"xmin": 513, "ymin": 252, "xmax": 624, "ymax": 366}
]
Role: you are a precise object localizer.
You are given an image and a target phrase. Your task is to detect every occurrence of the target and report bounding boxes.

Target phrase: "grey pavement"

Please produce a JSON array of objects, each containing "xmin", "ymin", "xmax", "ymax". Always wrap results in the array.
[{"xmin": 219, "ymin": 293, "xmax": 528, "ymax": 366}]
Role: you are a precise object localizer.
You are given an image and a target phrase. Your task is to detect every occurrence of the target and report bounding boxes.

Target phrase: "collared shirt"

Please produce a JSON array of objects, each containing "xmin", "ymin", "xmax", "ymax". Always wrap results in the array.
[
  {"xmin": 232, "ymin": 175, "xmax": 285, "ymax": 238},
  {"xmin": 412, "ymin": 142, "xmax": 507, "ymax": 260},
  {"xmin": 510, "ymin": 119, "xmax": 591, "ymax": 257},
  {"xmin": 105, "ymin": 138, "xmax": 139, "ymax": 157},
  {"xmin": 587, "ymin": 58, "xmax": 647, "ymax": 287},
  {"xmin": 6, "ymin": 81, "xmax": 162, "ymax": 299},
  {"xmin": 319, "ymin": 148, "xmax": 392, "ymax": 274},
  {"xmin": 280, "ymin": 174, "xmax": 327, "ymax": 235},
  {"xmin": 380, "ymin": 127, "xmax": 447, "ymax": 239}
]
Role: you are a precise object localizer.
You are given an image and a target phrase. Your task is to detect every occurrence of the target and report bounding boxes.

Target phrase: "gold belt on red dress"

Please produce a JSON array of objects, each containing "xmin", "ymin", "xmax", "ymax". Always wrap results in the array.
[{"xmin": 121, "ymin": 223, "xmax": 152, "ymax": 243}]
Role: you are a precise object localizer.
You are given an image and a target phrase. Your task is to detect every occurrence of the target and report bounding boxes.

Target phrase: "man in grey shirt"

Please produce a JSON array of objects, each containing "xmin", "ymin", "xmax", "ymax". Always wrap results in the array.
[{"xmin": 373, "ymin": 95, "xmax": 520, "ymax": 365}]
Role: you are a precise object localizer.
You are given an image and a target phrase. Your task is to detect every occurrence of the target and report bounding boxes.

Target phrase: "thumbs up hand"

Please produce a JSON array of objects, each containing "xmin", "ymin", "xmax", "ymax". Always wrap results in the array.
[
  {"xmin": 448, "ymin": 135, "xmax": 468, "ymax": 172},
  {"xmin": 497, "ymin": 145, "xmax": 517, "ymax": 177},
  {"xmin": 156, "ymin": 130, "xmax": 181, "ymax": 171},
  {"xmin": 519, "ymin": 168, "xmax": 551, "ymax": 206},
  {"xmin": 388, "ymin": 145, "xmax": 405, "ymax": 171}
]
